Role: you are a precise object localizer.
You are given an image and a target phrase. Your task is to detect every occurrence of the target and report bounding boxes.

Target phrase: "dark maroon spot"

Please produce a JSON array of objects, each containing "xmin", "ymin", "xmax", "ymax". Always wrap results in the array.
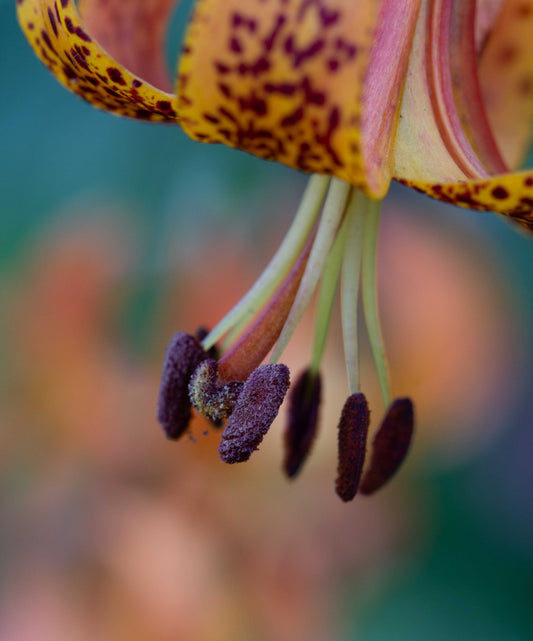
[
  {"xmin": 62, "ymin": 65, "xmax": 77, "ymax": 80},
  {"xmin": 132, "ymin": 79, "xmax": 142, "ymax": 88},
  {"xmin": 64, "ymin": 17, "xmax": 74, "ymax": 33},
  {"xmin": 319, "ymin": 7, "xmax": 340, "ymax": 27},
  {"xmin": 250, "ymin": 56, "xmax": 270, "ymax": 75},
  {"xmin": 156, "ymin": 100, "xmax": 173, "ymax": 112},
  {"xmin": 217, "ymin": 82, "xmax": 232, "ymax": 98},
  {"xmin": 107, "ymin": 67, "xmax": 126, "ymax": 85},
  {"xmin": 61, "ymin": 0, "xmax": 69, "ymax": 7},
  {"xmin": 492, "ymin": 186, "xmax": 509, "ymax": 200},
  {"xmin": 75, "ymin": 26, "xmax": 91, "ymax": 42},
  {"xmin": 229, "ymin": 36, "xmax": 243, "ymax": 54},
  {"xmin": 218, "ymin": 106, "xmax": 238, "ymax": 123},
  {"xmin": 47, "ymin": 7, "xmax": 58, "ymax": 37},
  {"xmin": 103, "ymin": 86, "xmax": 120, "ymax": 97},
  {"xmin": 41, "ymin": 30, "xmax": 56, "ymax": 54},
  {"xmin": 263, "ymin": 14, "xmax": 286, "ymax": 51},
  {"xmin": 281, "ymin": 107, "xmax": 304, "ymax": 127},
  {"xmin": 204, "ymin": 113, "xmax": 221, "ymax": 124},
  {"xmin": 215, "ymin": 61, "xmax": 231, "ymax": 74},
  {"xmin": 264, "ymin": 81, "xmax": 296, "ymax": 96}
]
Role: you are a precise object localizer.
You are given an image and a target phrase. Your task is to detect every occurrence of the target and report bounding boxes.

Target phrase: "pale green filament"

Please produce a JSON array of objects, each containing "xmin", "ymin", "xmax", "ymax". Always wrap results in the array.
[
  {"xmin": 340, "ymin": 190, "xmax": 367, "ymax": 394},
  {"xmin": 270, "ymin": 178, "xmax": 351, "ymax": 364},
  {"xmin": 309, "ymin": 200, "xmax": 350, "ymax": 375},
  {"xmin": 202, "ymin": 174, "xmax": 330, "ymax": 351},
  {"xmin": 361, "ymin": 197, "xmax": 391, "ymax": 409}
]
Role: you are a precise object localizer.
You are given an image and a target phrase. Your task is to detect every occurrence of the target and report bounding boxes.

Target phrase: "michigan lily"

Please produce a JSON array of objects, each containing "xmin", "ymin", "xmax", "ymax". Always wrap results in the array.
[{"xmin": 18, "ymin": 0, "xmax": 533, "ymax": 500}]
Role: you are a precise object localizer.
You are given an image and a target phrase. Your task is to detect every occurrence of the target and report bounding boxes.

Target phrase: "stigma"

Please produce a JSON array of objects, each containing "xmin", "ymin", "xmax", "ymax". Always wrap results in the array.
[{"xmin": 157, "ymin": 175, "xmax": 415, "ymax": 501}]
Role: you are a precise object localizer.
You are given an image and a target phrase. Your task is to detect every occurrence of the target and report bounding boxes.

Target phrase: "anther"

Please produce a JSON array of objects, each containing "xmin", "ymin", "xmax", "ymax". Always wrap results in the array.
[
  {"xmin": 283, "ymin": 368, "xmax": 322, "ymax": 479},
  {"xmin": 335, "ymin": 393, "xmax": 370, "ymax": 502},
  {"xmin": 219, "ymin": 364, "xmax": 290, "ymax": 464},
  {"xmin": 189, "ymin": 359, "xmax": 243, "ymax": 422},
  {"xmin": 157, "ymin": 332, "xmax": 208, "ymax": 440},
  {"xmin": 359, "ymin": 398, "xmax": 414, "ymax": 495}
]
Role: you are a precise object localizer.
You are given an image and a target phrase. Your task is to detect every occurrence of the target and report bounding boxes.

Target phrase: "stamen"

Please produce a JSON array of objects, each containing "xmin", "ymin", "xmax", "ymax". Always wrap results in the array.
[
  {"xmin": 360, "ymin": 398, "xmax": 414, "ymax": 495},
  {"xmin": 270, "ymin": 178, "xmax": 352, "ymax": 364},
  {"xmin": 217, "ymin": 239, "xmax": 311, "ymax": 382},
  {"xmin": 157, "ymin": 332, "xmax": 208, "ymax": 440},
  {"xmin": 340, "ymin": 190, "xmax": 367, "ymax": 394},
  {"xmin": 189, "ymin": 359, "xmax": 243, "ymax": 422},
  {"xmin": 309, "ymin": 203, "xmax": 349, "ymax": 374},
  {"xmin": 361, "ymin": 196, "xmax": 391, "ymax": 408},
  {"xmin": 202, "ymin": 175, "xmax": 329, "ymax": 352},
  {"xmin": 283, "ymin": 369, "xmax": 322, "ymax": 479},
  {"xmin": 218, "ymin": 364, "xmax": 290, "ymax": 464},
  {"xmin": 335, "ymin": 393, "xmax": 370, "ymax": 502}
]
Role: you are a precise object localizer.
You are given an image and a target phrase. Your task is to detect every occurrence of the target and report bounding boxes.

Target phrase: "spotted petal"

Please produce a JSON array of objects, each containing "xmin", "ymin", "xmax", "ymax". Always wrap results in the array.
[
  {"xmin": 178, "ymin": 0, "xmax": 419, "ymax": 197},
  {"xmin": 17, "ymin": 0, "xmax": 179, "ymax": 121},
  {"xmin": 402, "ymin": 170, "xmax": 533, "ymax": 231}
]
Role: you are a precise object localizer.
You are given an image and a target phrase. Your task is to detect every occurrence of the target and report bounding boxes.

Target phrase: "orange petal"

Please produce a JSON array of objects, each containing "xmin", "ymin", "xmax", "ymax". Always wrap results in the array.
[
  {"xmin": 177, "ymin": 0, "xmax": 382, "ymax": 193},
  {"xmin": 401, "ymin": 170, "xmax": 533, "ymax": 232},
  {"xmin": 78, "ymin": 0, "xmax": 178, "ymax": 92},
  {"xmin": 447, "ymin": 0, "xmax": 507, "ymax": 174},
  {"xmin": 361, "ymin": 0, "xmax": 421, "ymax": 197},
  {"xmin": 17, "ymin": 0, "xmax": 178, "ymax": 122},
  {"xmin": 479, "ymin": 0, "xmax": 533, "ymax": 169}
]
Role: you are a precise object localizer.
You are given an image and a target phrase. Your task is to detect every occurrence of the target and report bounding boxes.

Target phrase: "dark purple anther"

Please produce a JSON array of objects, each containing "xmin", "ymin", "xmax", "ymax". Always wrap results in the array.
[
  {"xmin": 335, "ymin": 393, "xmax": 370, "ymax": 502},
  {"xmin": 156, "ymin": 332, "xmax": 207, "ymax": 440},
  {"xmin": 218, "ymin": 364, "xmax": 290, "ymax": 463},
  {"xmin": 283, "ymin": 368, "xmax": 321, "ymax": 478},
  {"xmin": 359, "ymin": 398, "xmax": 414, "ymax": 495}
]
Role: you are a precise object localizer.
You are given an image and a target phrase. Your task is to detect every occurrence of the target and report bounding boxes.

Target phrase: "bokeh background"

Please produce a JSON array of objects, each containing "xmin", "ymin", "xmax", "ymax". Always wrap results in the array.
[{"xmin": 2, "ymin": 1, "xmax": 533, "ymax": 639}]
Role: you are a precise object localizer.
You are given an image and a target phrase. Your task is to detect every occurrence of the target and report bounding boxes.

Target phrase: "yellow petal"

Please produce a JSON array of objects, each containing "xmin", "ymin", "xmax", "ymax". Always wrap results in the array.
[
  {"xmin": 78, "ymin": 0, "xmax": 178, "ymax": 92},
  {"xmin": 17, "ymin": 0, "xmax": 178, "ymax": 122},
  {"xmin": 401, "ymin": 170, "xmax": 533, "ymax": 232},
  {"xmin": 177, "ymin": 0, "xmax": 382, "ymax": 192},
  {"xmin": 479, "ymin": 0, "xmax": 533, "ymax": 169}
]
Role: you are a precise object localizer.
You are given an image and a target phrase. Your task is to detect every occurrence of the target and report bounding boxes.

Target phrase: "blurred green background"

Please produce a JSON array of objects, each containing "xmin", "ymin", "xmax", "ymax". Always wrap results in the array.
[{"xmin": 1, "ymin": 1, "xmax": 533, "ymax": 640}]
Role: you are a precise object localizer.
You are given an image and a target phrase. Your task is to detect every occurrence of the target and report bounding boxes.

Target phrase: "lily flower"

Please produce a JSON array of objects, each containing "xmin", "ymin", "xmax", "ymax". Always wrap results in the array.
[{"xmin": 18, "ymin": 0, "xmax": 533, "ymax": 499}]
